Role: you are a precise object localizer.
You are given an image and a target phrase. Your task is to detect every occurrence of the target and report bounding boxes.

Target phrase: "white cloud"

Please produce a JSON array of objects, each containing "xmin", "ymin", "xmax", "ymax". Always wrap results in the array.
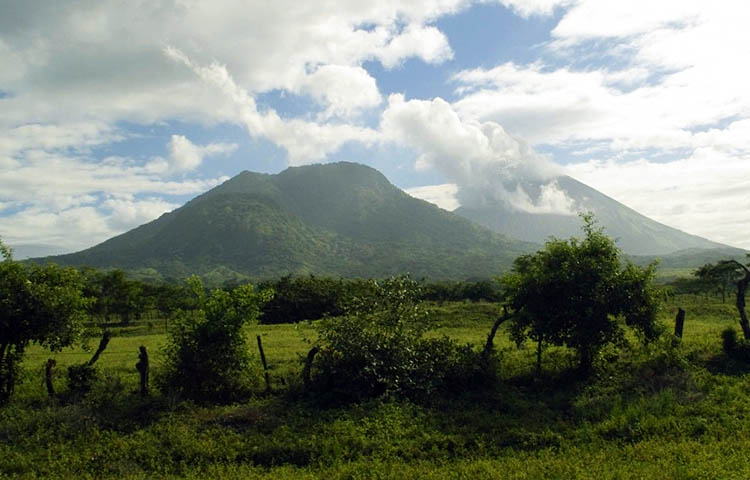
[
  {"xmin": 376, "ymin": 24, "xmax": 453, "ymax": 68},
  {"xmin": 0, "ymin": 141, "xmax": 227, "ymax": 253},
  {"xmin": 102, "ymin": 196, "xmax": 181, "ymax": 231},
  {"xmin": 453, "ymin": 3, "xmax": 750, "ymax": 154},
  {"xmin": 165, "ymin": 134, "xmax": 237, "ymax": 174},
  {"xmin": 298, "ymin": 65, "xmax": 382, "ymax": 119},
  {"xmin": 566, "ymin": 147, "xmax": 750, "ymax": 249},
  {"xmin": 167, "ymin": 48, "xmax": 380, "ymax": 165},
  {"xmin": 405, "ymin": 183, "xmax": 460, "ymax": 211},
  {"xmin": 381, "ymin": 93, "xmax": 573, "ymax": 213},
  {"xmin": 506, "ymin": 180, "xmax": 577, "ymax": 215},
  {"xmin": 498, "ymin": 0, "xmax": 573, "ymax": 18},
  {"xmin": 0, "ymin": 196, "xmax": 182, "ymax": 254},
  {"xmin": 446, "ymin": 2, "xmax": 750, "ymax": 247},
  {"xmin": 0, "ymin": 0, "xmax": 468, "ymax": 130}
]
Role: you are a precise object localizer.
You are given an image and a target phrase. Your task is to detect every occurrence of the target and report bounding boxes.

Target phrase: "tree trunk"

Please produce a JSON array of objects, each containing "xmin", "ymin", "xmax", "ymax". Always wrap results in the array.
[
  {"xmin": 720, "ymin": 261, "xmax": 750, "ymax": 340},
  {"xmin": 483, "ymin": 306, "xmax": 509, "ymax": 358},
  {"xmin": 87, "ymin": 331, "xmax": 111, "ymax": 366},
  {"xmin": 737, "ymin": 280, "xmax": 750, "ymax": 340},
  {"xmin": 578, "ymin": 345, "xmax": 594, "ymax": 373},
  {"xmin": 302, "ymin": 346, "xmax": 320, "ymax": 390}
]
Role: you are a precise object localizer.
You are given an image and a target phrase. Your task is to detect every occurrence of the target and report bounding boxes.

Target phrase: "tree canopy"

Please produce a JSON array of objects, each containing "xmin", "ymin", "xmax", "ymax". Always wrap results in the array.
[
  {"xmin": 0, "ymin": 239, "xmax": 90, "ymax": 402},
  {"xmin": 501, "ymin": 214, "xmax": 661, "ymax": 371}
]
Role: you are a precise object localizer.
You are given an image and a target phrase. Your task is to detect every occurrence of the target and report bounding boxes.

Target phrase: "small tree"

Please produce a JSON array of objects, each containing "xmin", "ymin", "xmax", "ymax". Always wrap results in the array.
[
  {"xmin": 695, "ymin": 262, "xmax": 736, "ymax": 303},
  {"xmin": 0, "ymin": 240, "xmax": 89, "ymax": 403},
  {"xmin": 501, "ymin": 214, "xmax": 661, "ymax": 372},
  {"xmin": 160, "ymin": 276, "xmax": 272, "ymax": 403}
]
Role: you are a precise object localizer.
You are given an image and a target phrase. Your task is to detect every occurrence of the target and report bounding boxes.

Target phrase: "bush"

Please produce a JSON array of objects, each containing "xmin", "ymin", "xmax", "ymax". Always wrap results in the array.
[
  {"xmin": 159, "ymin": 276, "xmax": 271, "ymax": 403},
  {"xmin": 722, "ymin": 327, "xmax": 750, "ymax": 362},
  {"xmin": 67, "ymin": 364, "xmax": 98, "ymax": 396},
  {"xmin": 310, "ymin": 276, "xmax": 488, "ymax": 402}
]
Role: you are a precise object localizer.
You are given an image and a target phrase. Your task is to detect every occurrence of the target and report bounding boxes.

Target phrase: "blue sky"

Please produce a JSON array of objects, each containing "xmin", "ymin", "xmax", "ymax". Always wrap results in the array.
[{"xmin": 2, "ymin": 0, "xmax": 750, "ymax": 257}]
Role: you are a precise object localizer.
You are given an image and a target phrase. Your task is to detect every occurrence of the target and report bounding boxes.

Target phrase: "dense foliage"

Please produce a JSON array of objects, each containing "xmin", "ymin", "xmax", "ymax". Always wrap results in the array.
[
  {"xmin": 258, "ymin": 275, "xmax": 350, "ymax": 324},
  {"xmin": 311, "ymin": 276, "xmax": 485, "ymax": 401},
  {"xmin": 0, "ymin": 239, "xmax": 90, "ymax": 403},
  {"xmin": 159, "ymin": 276, "xmax": 272, "ymax": 402},
  {"xmin": 501, "ymin": 215, "xmax": 662, "ymax": 370}
]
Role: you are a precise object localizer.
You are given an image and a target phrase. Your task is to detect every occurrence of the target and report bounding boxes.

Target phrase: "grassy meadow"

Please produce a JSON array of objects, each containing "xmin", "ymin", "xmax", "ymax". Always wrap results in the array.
[{"xmin": 3, "ymin": 297, "xmax": 750, "ymax": 479}]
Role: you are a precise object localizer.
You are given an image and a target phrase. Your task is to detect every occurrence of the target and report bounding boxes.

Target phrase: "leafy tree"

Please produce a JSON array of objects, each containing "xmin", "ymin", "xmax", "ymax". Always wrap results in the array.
[
  {"xmin": 694, "ymin": 262, "xmax": 736, "ymax": 302},
  {"xmin": 259, "ymin": 274, "xmax": 345, "ymax": 324},
  {"xmin": 0, "ymin": 240, "xmax": 90, "ymax": 403},
  {"xmin": 501, "ymin": 214, "xmax": 661, "ymax": 372},
  {"xmin": 82, "ymin": 269, "xmax": 145, "ymax": 324},
  {"xmin": 159, "ymin": 276, "xmax": 272, "ymax": 403}
]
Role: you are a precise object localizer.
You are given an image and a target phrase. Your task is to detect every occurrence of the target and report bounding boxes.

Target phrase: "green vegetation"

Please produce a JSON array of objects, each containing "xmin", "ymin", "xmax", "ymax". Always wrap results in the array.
[
  {"xmin": 6, "ymin": 218, "xmax": 750, "ymax": 478},
  {"xmin": 5, "ymin": 294, "xmax": 750, "ymax": 479},
  {"xmin": 0, "ymin": 239, "xmax": 90, "ymax": 403},
  {"xmin": 160, "ymin": 276, "xmax": 272, "ymax": 403},
  {"xmin": 311, "ymin": 276, "xmax": 488, "ymax": 402},
  {"xmin": 502, "ymin": 215, "xmax": 660, "ymax": 370}
]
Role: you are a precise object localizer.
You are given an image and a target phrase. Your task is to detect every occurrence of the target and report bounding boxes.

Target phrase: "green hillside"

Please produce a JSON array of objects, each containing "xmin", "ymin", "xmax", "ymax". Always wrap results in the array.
[{"xmin": 44, "ymin": 162, "xmax": 535, "ymax": 282}]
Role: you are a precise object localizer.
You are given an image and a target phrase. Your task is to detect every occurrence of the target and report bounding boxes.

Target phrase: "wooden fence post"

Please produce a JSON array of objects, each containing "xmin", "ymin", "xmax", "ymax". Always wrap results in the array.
[
  {"xmin": 257, "ymin": 335, "xmax": 271, "ymax": 394},
  {"xmin": 135, "ymin": 346, "xmax": 149, "ymax": 396},
  {"xmin": 302, "ymin": 346, "xmax": 320, "ymax": 391},
  {"xmin": 674, "ymin": 308, "xmax": 686, "ymax": 338}
]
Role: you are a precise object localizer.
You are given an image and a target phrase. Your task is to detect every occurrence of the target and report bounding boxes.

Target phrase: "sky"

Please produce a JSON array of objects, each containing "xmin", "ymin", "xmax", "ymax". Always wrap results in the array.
[{"xmin": 2, "ymin": 0, "xmax": 750, "ymax": 258}]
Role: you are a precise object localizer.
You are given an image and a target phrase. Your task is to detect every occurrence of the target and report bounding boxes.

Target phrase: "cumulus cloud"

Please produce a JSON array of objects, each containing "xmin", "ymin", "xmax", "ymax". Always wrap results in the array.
[
  {"xmin": 163, "ymin": 134, "xmax": 237, "ymax": 174},
  {"xmin": 298, "ymin": 65, "xmax": 382, "ymax": 119},
  {"xmin": 499, "ymin": 0, "xmax": 573, "ymax": 18},
  {"xmin": 376, "ymin": 24, "xmax": 454, "ymax": 68},
  {"xmin": 166, "ymin": 47, "xmax": 380, "ymax": 165},
  {"xmin": 0, "ymin": 142, "xmax": 227, "ymax": 254},
  {"xmin": 381, "ymin": 94, "xmax": 573, "ymax": 213},
  {"xmin": 405, "ymin": 183, "xmax": 460, "ymax": 211},
  {"xmin": 0, "ymin": 0, "xmax": 468, "ymax": 131},
  {"xmin": 566, "ymin": 146, "xmax": 750, "ymax": 249},
  {"xmin": 453, "ymin": 2, "xmax": 750, "ymax": 154},
  {"xmin": 0, "ymin": 196, "xmax": 182, "ymax": 255}
]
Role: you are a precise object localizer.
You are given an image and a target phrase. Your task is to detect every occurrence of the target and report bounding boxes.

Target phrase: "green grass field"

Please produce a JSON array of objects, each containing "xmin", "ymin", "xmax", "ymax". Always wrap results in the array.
[{"xmin": 4, "ymin": 297, "xmax": 750, "ymax": 479}]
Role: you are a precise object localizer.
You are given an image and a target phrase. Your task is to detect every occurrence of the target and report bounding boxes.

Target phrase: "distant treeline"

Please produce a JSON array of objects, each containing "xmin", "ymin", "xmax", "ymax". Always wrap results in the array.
[
  {"xmin": 256, "ymin": 275, "xmax": 501, "ymax": 324},
  {"xmin": 74, "ymin": 268, "xmax": 502, "ymax": 326},
  {"xmin": 66, "ymin": 263, "xmax": 740, "ymax": 326}
]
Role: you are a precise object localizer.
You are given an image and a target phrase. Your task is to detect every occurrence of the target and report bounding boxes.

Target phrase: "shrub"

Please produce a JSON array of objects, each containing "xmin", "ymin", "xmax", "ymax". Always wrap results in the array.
[
  {"xmin": 722, "ymin": 327, "xmax": 750, "ymax": 362},
  {"xmin": 310, "ymin": 276, "xmax": 487, "ymax": 402},
  {"xmin": 159, "ymin": 276, "xmax": 272, "ymax": 403},
  {"xmin": 67, "ymin": 364, "xmax": 98, "ymax": 396}
]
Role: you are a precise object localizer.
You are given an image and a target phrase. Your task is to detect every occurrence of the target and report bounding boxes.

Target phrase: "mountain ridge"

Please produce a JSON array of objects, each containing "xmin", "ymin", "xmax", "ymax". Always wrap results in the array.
[
  {"xmin": 454, "ymin": 175, "xmax": 727, "ymax": 256},
  {"xmin": 43, "ymin": 162, "xmax": 536, "ymax": 282}
]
